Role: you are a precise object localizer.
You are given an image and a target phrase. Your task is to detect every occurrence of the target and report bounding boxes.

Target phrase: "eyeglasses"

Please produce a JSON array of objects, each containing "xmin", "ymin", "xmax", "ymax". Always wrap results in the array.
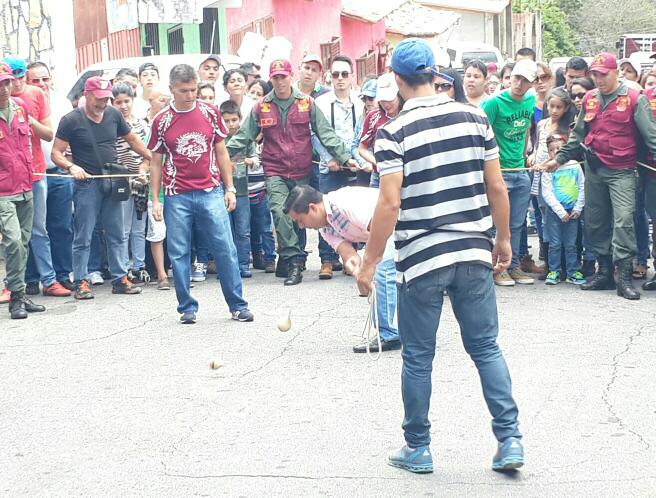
[
  {"xmin": 536, "ymin": 74, "xmax": 551, "ymax": 83},
  {"xmin": 571, "ymin": 92, "xmax": 586, "ymax": 100},
  {"xmin": 331, "ymin": 71, "xmax": 350, "ymax": 79},
  {"xmin": 249, "ymin": 73, "xmax": 261, "ymax": 79},
  {"xmin": 435, "ymin": 83, "xmax": 453, "ymax": 91},
  {"xmin": 28, "ymin": 77, "xmax": 50, "ymax": 83}
]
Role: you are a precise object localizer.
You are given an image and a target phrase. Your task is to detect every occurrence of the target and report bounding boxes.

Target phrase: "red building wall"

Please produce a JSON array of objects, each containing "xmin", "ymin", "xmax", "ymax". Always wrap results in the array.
[{"xmin": 340, "ymin": 16, "xmax": 386, "ymax": 63}]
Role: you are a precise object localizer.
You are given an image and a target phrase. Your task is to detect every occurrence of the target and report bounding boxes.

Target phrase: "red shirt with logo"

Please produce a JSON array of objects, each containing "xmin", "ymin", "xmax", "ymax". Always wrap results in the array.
[
  {"xmin": 147, "ymin": 101, "xmax": 228, "ymax": 195},
  {"xmin": 15, "ymin": 85, "xmax": 50, "ymax": 181}
]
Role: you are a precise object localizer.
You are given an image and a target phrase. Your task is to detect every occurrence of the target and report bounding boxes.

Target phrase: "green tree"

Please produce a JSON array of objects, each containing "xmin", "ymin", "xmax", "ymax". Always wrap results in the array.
[{"xmin": 514, "ymin": 0, "xmax": 579, "ymax": 60}]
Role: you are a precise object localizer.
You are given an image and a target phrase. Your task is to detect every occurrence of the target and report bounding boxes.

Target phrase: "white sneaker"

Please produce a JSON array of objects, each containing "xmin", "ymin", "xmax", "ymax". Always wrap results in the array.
[
  {"xmin": 88, "ymin": 271, "xmax": 105, "ymax": 285},
  {"xmin": 191, "ymin": 262, "xmax": 208, "ymax": 282}
]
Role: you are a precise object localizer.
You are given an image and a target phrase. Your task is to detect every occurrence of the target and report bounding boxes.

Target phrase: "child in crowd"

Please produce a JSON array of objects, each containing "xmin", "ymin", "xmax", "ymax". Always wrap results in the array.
[
  {"xmin": 541, "ymin": 132, "xmax": 586, "ymax": 286},
  {"xmin": 112, "ymin": 83, "xmax": 150, "ymax": 285},
  {"xmin": 220, "ymin": 100, "xmax": 258, "ymax": 278}
]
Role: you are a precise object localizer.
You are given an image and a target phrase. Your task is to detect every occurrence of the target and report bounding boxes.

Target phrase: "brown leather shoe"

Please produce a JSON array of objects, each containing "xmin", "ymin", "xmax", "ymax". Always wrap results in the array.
[
  {"xmin": 43, "ymin": 281, "xmax": 72, "ymax": 297},
  {"xmin": 319, "ymin": 262, "xmax": 333, "ymax": 280},
  {"xmin": 520, "ymin": 255, "xmax": 545, "ymax": 276}
]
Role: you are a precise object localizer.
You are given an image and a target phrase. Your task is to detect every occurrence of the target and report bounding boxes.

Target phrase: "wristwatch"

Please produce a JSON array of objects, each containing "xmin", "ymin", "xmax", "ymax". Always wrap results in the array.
[{"xmin": 226, "ymin": 187, "xmax": 237, "ymax": 193}]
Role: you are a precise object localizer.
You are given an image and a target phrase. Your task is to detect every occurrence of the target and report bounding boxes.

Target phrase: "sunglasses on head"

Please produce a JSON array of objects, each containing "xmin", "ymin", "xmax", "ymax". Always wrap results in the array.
[
  {"xmin": 435, "ymin": 83, "xmax": 453, "ymax": 91},
  {"xmin": 331, "ymin": 71, "xmax": 350, "ymax": 79}
]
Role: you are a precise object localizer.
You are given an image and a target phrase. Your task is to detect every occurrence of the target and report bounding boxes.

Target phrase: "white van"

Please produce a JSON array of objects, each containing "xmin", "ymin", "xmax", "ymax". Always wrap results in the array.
[
  {"xmin": 66, "ymin": 53, "xmax": 243, "ymax": 103},
  {"xmin": 446, "ymin": 42, "xmax": 504, "ymax": 72}
]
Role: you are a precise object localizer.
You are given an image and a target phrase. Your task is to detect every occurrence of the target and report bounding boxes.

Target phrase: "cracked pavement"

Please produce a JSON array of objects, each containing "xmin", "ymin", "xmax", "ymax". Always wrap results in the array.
[{"xmin": 2, "ymin": 237, "xmax": 655, "ymax": 496}]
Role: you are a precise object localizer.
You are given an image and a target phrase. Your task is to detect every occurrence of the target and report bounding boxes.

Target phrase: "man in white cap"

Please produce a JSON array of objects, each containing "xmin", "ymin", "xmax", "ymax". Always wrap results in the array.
[{"xmin": 481, "ymin": 59, "xmax": 538, "ymax": 287}]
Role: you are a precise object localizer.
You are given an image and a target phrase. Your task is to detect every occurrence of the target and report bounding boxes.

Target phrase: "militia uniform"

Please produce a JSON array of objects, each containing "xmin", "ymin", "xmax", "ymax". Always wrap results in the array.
[
  {"xmin": 555, "ymin": 53, "xmax": 656, "ymax": 300},
  {"xmin": 641, "ymin": 86, "xmax": 656, "ymax": 291},
  {"xmin": 226, "ymin": 59, "xmax": 352, "ymax": 286}
]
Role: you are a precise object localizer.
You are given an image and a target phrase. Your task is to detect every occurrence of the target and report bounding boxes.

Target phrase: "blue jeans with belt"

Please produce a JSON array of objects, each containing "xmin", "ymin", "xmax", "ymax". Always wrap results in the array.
[
  {"xmin": 397, "ymin": 263, "xmax": 521, "ymax": 448},
  {"xmin": 164, "ymin": 186, "xmax": 248, "ymax": 315}
]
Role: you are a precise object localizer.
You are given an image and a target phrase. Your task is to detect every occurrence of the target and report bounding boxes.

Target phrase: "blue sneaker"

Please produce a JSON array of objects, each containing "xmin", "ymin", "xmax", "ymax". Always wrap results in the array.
[
  {"xmin": 492, "ymin": 437, "xmax": 524, "ymax": 471},
  {"xmin": 566, "ymin": 271, "xmax": 586, "ymax": 285},
  {"xmin": 191, "ymin": 262, "xmax": 207, "ymax": 282},
  {"xmin": 545, "ymin": 271, "xmax": 560, "ymax": 285},
  {"xmin": 388, "ymin": 445, "xmax": 433, "ymax": 473}
]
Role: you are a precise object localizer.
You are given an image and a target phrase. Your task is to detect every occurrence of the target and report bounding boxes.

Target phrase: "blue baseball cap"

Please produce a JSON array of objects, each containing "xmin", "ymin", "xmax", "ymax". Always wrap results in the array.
[
  {"xmin": 359, "ymin": 78, "xmax": 377, "ymax": 98},
  {"xmin": 3, "ymin": 56, "xmax": 27, "ymax": 77},
  {"xmin": 391, "ymin": 38, "xmax": 438, "ymax": 77}
]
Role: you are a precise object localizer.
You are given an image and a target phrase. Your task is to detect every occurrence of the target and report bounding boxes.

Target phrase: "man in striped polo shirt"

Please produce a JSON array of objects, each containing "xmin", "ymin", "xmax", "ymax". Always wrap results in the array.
[{"xmin": 356, "ymin": 38, "xmax": 523, "ymax": 474}]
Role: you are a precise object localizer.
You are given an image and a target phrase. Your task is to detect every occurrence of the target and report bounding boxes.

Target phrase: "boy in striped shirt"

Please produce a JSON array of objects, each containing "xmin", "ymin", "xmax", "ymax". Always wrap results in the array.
[{"xmin": 356, "ymin": 38, "xmax": 524, "ymax": 474}]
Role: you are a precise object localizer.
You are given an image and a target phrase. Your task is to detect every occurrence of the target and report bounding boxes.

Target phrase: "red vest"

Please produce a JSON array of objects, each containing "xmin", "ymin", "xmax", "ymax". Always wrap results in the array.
[
  {"xmin": 582, "ymin": 87, "xmax": 640, "ymax": 170},
  {"xmin": 0, "ymin": 99, "xmax": 33, "ymax": 197},
  {"xmin": 645, "ymin": 87, "xmax": 656, "ymax": 177},
  {"xmin": 252, "ymin": 94, "xmax": 313, "ymax": 180}
]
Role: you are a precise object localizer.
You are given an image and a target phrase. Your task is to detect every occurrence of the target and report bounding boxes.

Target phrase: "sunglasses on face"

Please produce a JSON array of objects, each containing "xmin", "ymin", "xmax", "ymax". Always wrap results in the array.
[
  {"xmin": 536, "ymin": 74, "xmax": 551, "ymax": 83},
  {"xmin": 331, "ymin": 71, "xmax": 350, "ymax": 79},
  {"xmin": 571, "ymin": 92, "xmax": 586, "ymax": 100},
  {"xmin": 29, "ymin": 77, "xmax": 50, "ymax": 83},
  {"xmin": 435, "ymin": 83, "xmax": 453, "ymax": 91}
]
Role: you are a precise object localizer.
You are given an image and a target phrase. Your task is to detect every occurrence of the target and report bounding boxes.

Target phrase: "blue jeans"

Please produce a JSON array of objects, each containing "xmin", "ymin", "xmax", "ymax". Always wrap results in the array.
[
  {"xmin": 46, "ymin": 170, "xmax": 74, "ymax": 281},
  {"xmin": 369, "ymin": 171, "xmax": 380, "ymax": 188},
  {"xmin": 72, "ymin": 179, "xmax": 128, "ymax": 283},
  {"xmin": 374, "ymin": 238, "xmax": 398, "ymax": 342},
  {"xmin": 634, "ymin": 185, "xmax": 649, "ymax": 266},
  {"xmin": 192, "ymin": 223, "xmax": 210, "ymax": 265},
  {"xmin": 502, "ymin": 172, "xmax": 531, "ymax": 269},
  {"xmin": 164, "ymin": 186, "xmax": 248, "ymax": 315},
  {"xmin": 397, "ymin": 263, "xmax": 521, "ymax": 448},
  {"xmin": 545, "ymin": 209, "xmax": 579, "ymax": 275},
  {"xmin": 25, "ymin": 177, "xmax": 57, "ymax": 286},
  {"xmin": 88, "ymin": 221, "xmax": 107, "ymax": 274},
  {"xmin": 122, "ymin": 198, "xmax": 147, "ymax": 270},
  {"xmin": 298, "ymin": 164, "xmax": 322, "ymax": 262},
  {"xmin": 249, "ymin": 192, "xmax": 276, "ymax": 263},
  {"xmin": 229, "ymin": 195, "xmax": 251, "ymax": 273},
  {"xmin": 318, "ymin": 171, "xmax": 356, "ymax": 263}
]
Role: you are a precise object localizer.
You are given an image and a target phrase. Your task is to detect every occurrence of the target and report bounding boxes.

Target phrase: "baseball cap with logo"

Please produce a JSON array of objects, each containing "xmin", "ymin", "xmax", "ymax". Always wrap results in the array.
[
  {"xmin": 0, "ymin": 62, "xmax": 15, "ymax": 83},
  {"xmin": 376, "ymin": 72, "xmax": 399, "ymax": 102},
  {"xmin": 269, "ymin": 59, "xmax": 292, "ymax": 77},
  {"xmin": 511, "ymin": 59, "xmax": 538, "ymax": 83},
  {"xmin": 391, "ymin": 38, "xmax": 438, "ymax": 77},
  {"xmin": 3, "ymin": 56, "xmax": 27, "ymax": 77},
  {"xmin": 84, "ymin": 76, "xmax": 113, "ymax": 99},
  {"xmin": 301, "ymin": 53, "xmax": 323, "ymax": 70},
  {"xmin": 589, "ymin": 52, "xmax": 617, "ymax": 74}
]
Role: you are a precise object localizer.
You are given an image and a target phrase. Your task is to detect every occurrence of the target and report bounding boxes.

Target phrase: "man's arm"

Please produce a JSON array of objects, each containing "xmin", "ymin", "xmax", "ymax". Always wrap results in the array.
[
  {"xmin": 29, "ymin": 115, "xmax": 53, "ymax": 141},
  {"xmin": 123, "ymin": 130, "xmax": 152, "ymax": 160},
  {"xmin": 634, "ymin": 95, "xmax": 656, "ymax": 156},
  {"xmin": 336, "ymin": 242, "xmax": 361, "ymax": 275},
  {"xmin": 150, "ymin": 151, "xmax": 163, "ymax": 221},
  {"xmin": 225, "ymin": 111, "xmax": 260, "ymax": 156},
  {"xmin": 215, "ymin": 140, "xmax": 236, "ymax": 212},
  {"xmin": 51, "ymin": 137, "xmax": 89, "ymax": 180},
  {"xmin": 483, "ymin": 157, "xmax": 512, "ymax": 272},
  {"xmin": 356, "ymin": 171, "xmax": 402, "ymax": 295}
]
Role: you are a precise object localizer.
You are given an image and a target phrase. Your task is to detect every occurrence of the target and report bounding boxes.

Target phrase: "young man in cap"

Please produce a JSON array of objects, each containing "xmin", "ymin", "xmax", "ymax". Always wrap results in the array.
[
  {"xmin": 51, "ymin": 76, "xmax": 151, "ymax": 299},
  {"xmin": 285, "ymin": 184, "xmax": 400, "ymax": 353},
  {"xmin": 481, "ymin": 58, "xmax": 538, "ymax": 287},
  {"xmin": 0, "ymin": 63, "xmax": 47, "ymax": 318},
  {"xmin": 313, "ymin": 55, "xmax": 365, "ymax": 279},
  {"xmin": 3, "ymin": 56, "xmax": 70, "ymax": 298},
  {"xmin": 545, "ymin": 52, "xmax": 656, "ymax": 300},
  {"xmin": 356, "ymin": 37, "xmax": 523, "ymax": 474},
  {"xmin": 198, "ymin": 55, "xmax": 229, "ymax": 103},
  {"xmin": 135, "ymin": 62, "xmax": 160, "ymax": 119},
  {"xmin": 148, "ymin": 64, "xmax": 253, "ymax": 324},
  {"xmin": 296, "ymin": 54, "xmax": 330, "ymax": 99},
  {"xmin": 227, "ymin": 59, "xmax": 357, "ymax": 285}
]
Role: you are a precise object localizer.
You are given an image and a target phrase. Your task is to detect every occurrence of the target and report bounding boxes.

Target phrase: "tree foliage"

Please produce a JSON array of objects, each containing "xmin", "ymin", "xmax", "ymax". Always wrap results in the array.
[{"xmin": 514, "ymin": 0, "xmax": 579, "ymax": 60}]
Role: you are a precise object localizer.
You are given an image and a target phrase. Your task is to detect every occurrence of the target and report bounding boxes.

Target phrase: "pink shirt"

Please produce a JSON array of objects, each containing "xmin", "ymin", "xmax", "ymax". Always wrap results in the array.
[{"xmin": 319, "ymin": 187, "xmax": 379, "ymax": 250}]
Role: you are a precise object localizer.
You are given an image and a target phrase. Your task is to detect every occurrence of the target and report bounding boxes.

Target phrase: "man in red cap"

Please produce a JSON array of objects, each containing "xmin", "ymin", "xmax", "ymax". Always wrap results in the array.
[
  {"xmin": 547, "ymin": 52, "xmax": 656, "ymax": 300},
  {"xmin": 0, "ymin": 62, "xmax": 47, "ymax": 318},
  {"xmin": 227, "ymin": 59, "xmax": 357, "ymax": 285},
  {"xmin": 51, "ymin": 76, "xmax": 152, "ymax": 300},
  {"xmin": 296, "ymin": 54, "xmax": 329, "ymax": 99}
]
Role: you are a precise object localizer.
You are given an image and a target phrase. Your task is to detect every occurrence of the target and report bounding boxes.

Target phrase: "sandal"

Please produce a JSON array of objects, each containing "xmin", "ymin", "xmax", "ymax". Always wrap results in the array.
[{"xmin": 632, "ymin": 264, "xmax": 648, "ymax": 280}]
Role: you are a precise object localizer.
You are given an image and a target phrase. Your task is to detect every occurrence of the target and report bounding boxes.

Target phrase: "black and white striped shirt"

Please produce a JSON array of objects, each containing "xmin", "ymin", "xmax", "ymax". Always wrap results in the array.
[{"xmin": 375, "ymin": 94, "xmax": 499, "ymax": 283}]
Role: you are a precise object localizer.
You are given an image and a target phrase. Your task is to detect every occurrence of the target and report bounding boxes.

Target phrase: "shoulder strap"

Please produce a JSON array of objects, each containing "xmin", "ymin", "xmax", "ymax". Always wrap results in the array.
[{"xmin": 78, "ymin": 107, "xmax": 104, "ymax": 168}]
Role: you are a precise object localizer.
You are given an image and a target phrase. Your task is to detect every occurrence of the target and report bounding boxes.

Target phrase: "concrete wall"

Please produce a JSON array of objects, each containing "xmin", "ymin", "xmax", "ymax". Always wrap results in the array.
[{"xmin": 340, "ymin": 16, "xmax": 386, "ymax": 61}]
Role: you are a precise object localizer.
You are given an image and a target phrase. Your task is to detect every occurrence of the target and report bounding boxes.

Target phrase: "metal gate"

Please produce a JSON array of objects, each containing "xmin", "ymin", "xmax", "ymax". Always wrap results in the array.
[{"xmin": 167, "ymin": 24, "xmax": 184, "ymax": 55}]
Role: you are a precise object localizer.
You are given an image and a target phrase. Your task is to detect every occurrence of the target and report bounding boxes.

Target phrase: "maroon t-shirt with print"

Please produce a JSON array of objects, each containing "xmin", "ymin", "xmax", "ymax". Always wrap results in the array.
[{"xmin": 147, "ymin": 101, "xmax": 228, "ymax": 195}]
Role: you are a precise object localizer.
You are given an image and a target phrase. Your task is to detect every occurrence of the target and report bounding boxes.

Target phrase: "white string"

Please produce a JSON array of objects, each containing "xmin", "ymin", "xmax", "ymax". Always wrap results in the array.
[
  {"xmin": 362, "ymin": 285, "xmax": 382, "ymax": 361},
  {"xmin": 34, "ymin": 172, "xmax": 150, "ymax": 179}
]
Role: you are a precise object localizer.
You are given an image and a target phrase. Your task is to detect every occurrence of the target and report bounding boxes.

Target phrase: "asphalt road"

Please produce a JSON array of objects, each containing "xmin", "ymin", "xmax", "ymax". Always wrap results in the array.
[{"xmin": 2, "ymin": 239, "xmax": 655, "ymax": 497}]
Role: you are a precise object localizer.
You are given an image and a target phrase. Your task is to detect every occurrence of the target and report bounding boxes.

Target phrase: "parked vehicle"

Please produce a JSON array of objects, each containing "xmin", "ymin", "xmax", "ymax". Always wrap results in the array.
[
  {"xmin": 66, "ymin": 53, "xmax": 243, "ymax": 103},
  {"xmin": 617, "ymin": 33, "xmax": 656, "ymax": 59},
  {"xmin": 445, "ymin": 42, "xmax": 504, "ymax": 73}
]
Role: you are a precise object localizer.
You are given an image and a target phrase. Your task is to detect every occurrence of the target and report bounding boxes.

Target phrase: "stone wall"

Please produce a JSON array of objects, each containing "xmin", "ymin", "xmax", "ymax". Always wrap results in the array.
[{"xmin": 0, "ymin": 0, "xmax": 54, "ymax": 61}]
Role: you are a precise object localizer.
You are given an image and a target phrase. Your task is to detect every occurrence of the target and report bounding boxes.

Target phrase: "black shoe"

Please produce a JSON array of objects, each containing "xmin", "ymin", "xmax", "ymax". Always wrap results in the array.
[
  {"xmin": 112, "ymin": 276, "xmax": 143, "ymax": 295},
  {"xmin": 581, "ymin": 259, "xmax": 596, "ymax": 277},
  {"xmin": 331, "ymin": 260, "xmax": 343, "ymax": 272},
  {"xmin": 581, "ymin": 256, "xmax": 616, "ymax": 291},
  {"xmin": 616, "ymin": 258, "xmax": 640, "ymax": 300},
  {"xmin": 264, "ymin": 260, "xmax": 276, "ymax": 273},
  {"xmin": 643, "ymin": 274, "xmax": 656, "ymax": 291},
  {"xmin": 284, "ymin": 260, "xmax": 303, "ymax": 286},
  {"xmin": 9, "ymin": 292, "xmax": 27, "ymax": 319},
  {"xmin": 180, "ymin": 312, "xmax": 196, "ymax": 324},
  {"xmin": 101, "ymin": 268, "xmax": 112, "ymax": 281},
  {"xmin": 275, "ymin": 258, "xmax": 288, "ymax": 278},
  {"xmin": 353, "ymin": 337, "xmax": 402, "ymax": 353},
  {"xmin": 22, "ymin": 297, "xmax": 46, "ymax": 313},
  {"xmin": 252, "ymin": 252, "xmax": 265, "ymax": 270},
  {"xmin": 128, "ymin": 269, "xmax": 150, "ymax": 286},
  {"xmin": 25, "ymin": 282, "xmax": 40, "ymax": 295},
  {"xmin": 58, "ymin": 279, "xmax": 75, "ymax": 291}
]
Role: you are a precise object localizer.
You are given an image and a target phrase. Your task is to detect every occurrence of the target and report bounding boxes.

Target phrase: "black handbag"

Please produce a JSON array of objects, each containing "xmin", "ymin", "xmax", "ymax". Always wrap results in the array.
[{"xmin": 78, "ymin": 108, "xmax": 131, "ymax": 201}]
